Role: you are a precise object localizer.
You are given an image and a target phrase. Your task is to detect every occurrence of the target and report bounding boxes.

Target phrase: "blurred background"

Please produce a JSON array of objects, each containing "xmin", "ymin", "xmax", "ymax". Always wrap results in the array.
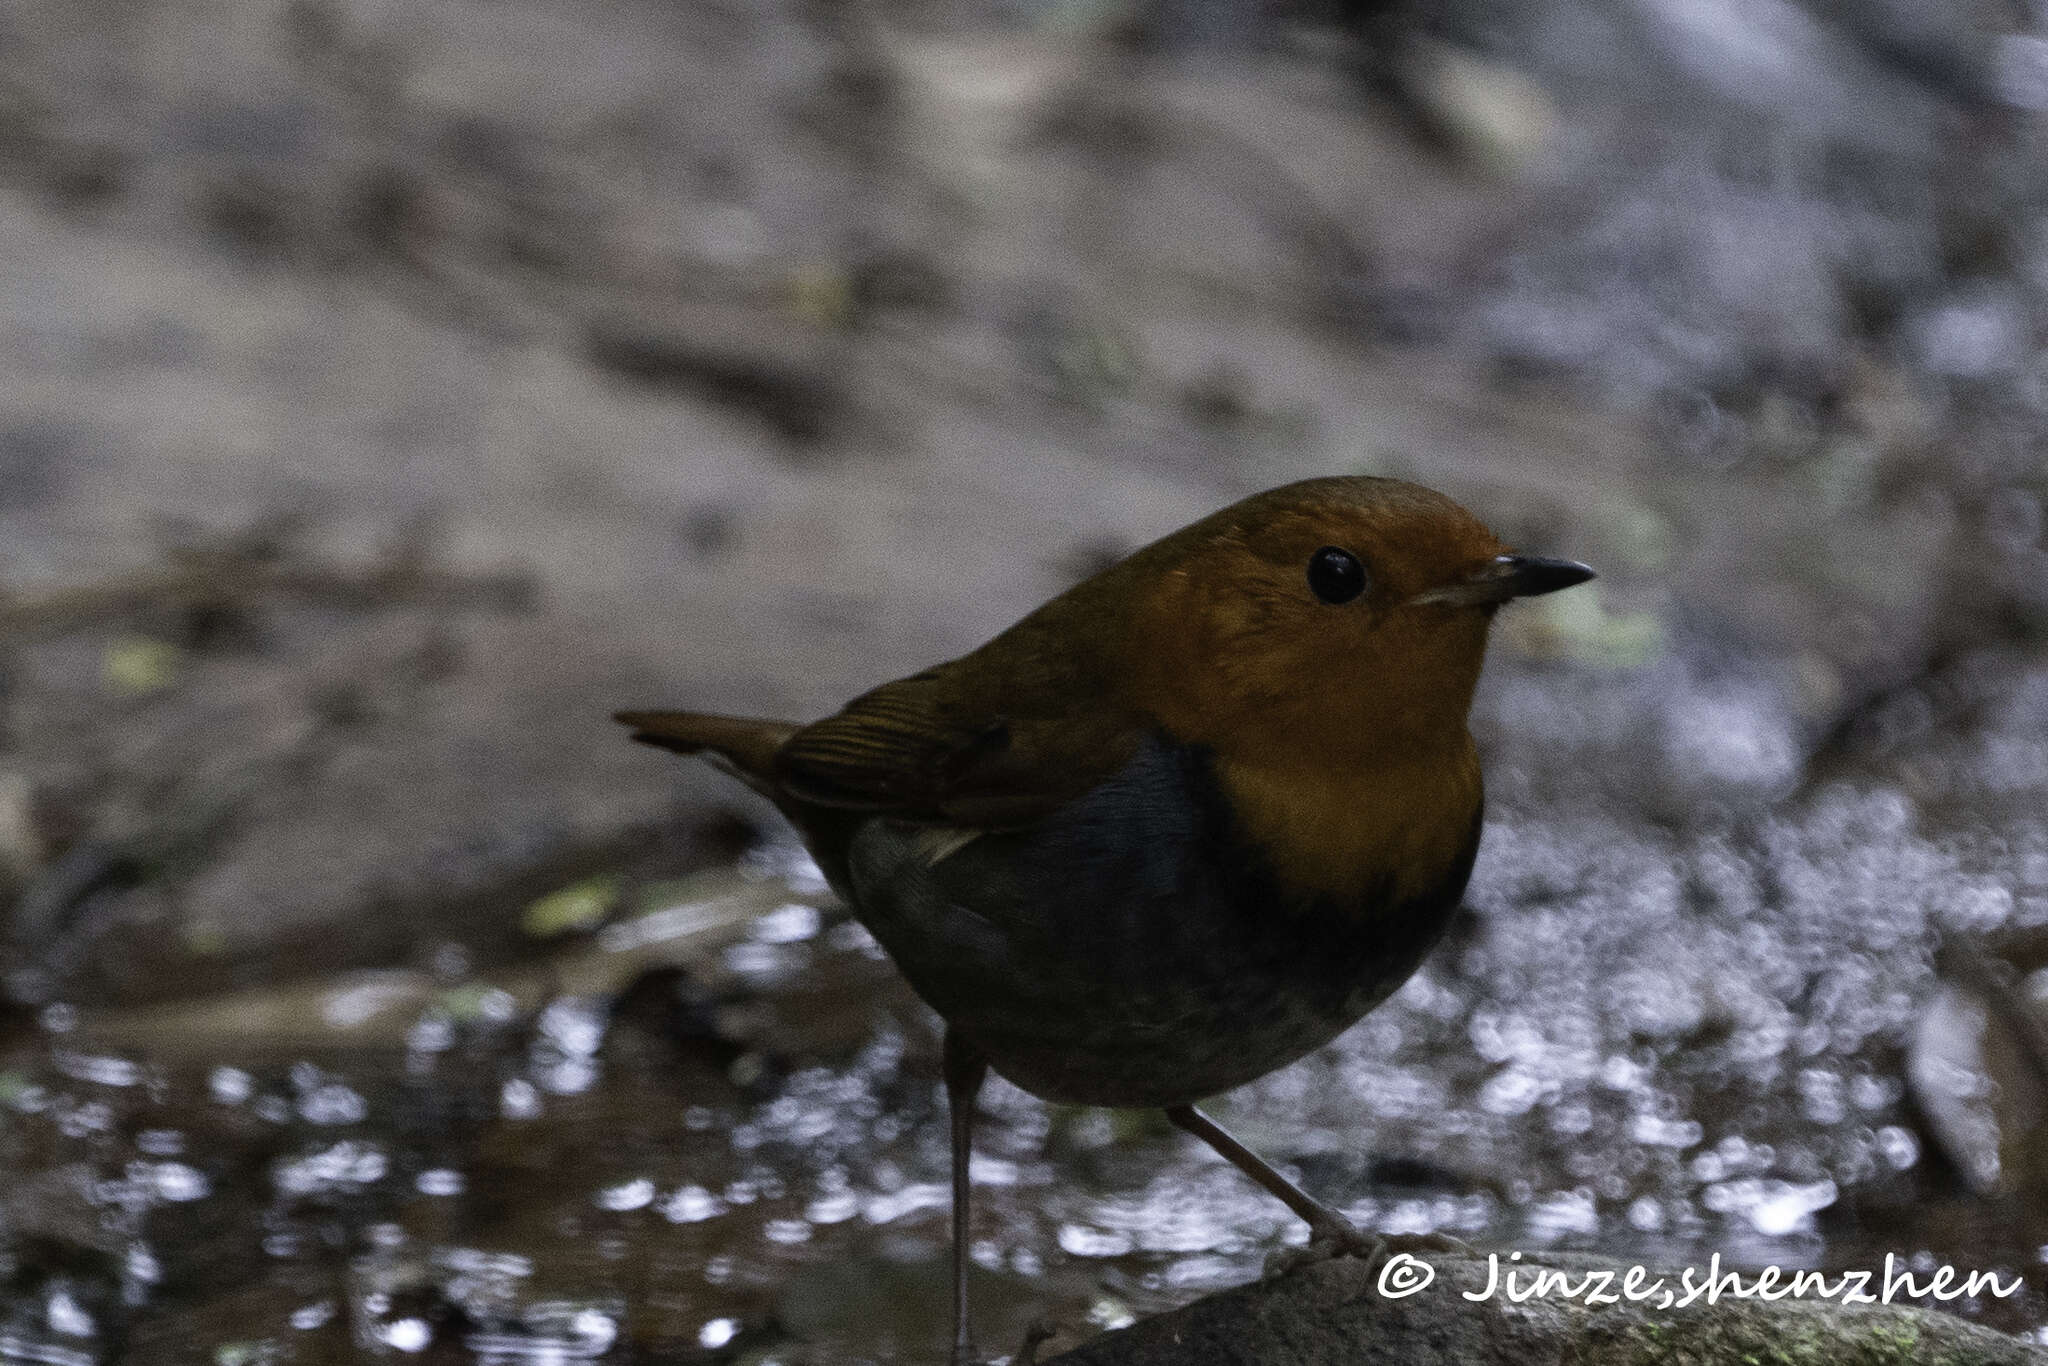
[{"xmin": 6, "ymin": 0, "xmax": 2048, "ymax": 1359}]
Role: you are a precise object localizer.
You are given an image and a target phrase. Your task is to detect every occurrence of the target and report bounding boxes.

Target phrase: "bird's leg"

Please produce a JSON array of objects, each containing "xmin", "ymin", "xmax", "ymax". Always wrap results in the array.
[
  {"xmin": 944, "ymin": 1030, "xmax": 989, "ymax": 1366},
  {"xmin": 1164, "ymin": 1104, "xmax": 1367, "ymax": 1252},
  {"xmin": 1164, "ymin": 1105, "xmax": 1474, "ymax": 1275}
]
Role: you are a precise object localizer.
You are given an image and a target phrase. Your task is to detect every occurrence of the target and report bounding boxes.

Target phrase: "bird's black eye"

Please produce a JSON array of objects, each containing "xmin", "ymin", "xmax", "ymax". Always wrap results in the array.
[{"xmin": 1306, "ymin": 546, "xmax": 1368, "ymax": 604}]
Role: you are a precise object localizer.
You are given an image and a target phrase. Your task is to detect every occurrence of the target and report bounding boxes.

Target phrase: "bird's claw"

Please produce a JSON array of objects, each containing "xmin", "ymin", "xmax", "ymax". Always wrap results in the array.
[
  {"xmin": 1361, "ymin": 1229, "xmax": 1474, "ymax": 1276},
  {"xmin": 1261, "ymin": 1217, "xmax": 1376, "ymax": 1278},
  {"xmin": 1263, "ymin": 1222, "xmax": 1473, "ymax": 1280},
  {"xmin": 1011, "ymin": 1320, "xmax": 1057, "ymax": 1366},
  {"xmin": 944, "ymin": 1321, "xmax": 1053, "ymax": 1366}
]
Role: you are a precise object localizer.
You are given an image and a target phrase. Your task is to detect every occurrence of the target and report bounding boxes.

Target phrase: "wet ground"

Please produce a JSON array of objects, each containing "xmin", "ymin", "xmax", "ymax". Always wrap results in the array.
[{"xmin": 8, "ymin": 0, "xmax": 2048, "ymax": 1361}]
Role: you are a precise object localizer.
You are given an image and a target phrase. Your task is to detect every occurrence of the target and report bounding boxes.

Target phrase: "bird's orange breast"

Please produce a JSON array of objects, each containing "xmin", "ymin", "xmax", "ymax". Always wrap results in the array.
[{"xmin": 1213, "ymin": 737, "xmax": 1483, "ymax": 905}]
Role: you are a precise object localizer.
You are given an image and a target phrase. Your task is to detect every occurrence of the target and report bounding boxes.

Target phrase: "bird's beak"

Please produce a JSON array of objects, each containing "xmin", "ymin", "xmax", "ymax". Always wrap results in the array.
[{"xmin": 1409, "ymin": 554, "xmax": 1596, "ymax": 608}]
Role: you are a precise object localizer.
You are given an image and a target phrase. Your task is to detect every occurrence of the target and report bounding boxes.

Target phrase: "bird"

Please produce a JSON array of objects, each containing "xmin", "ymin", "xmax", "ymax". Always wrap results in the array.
[{"xmin": 616, "ymin": 475, "xmax": 1592, "ymax": 1363}]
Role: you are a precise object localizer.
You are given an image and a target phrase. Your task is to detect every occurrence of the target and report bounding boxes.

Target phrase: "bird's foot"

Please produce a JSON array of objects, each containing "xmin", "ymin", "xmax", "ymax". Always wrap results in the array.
[
  {"xmin": 1263, "ymin": 1221, "xmax": 1473, "ymax": 1280},
  {"xmin": 946, "ymin": 1322, "xmax": 1052, "ymax": 1366},
  {"xmin": 1362, "ymin": 1229, "xmax": 1474, "ymax": 1274},
  {"xmin": 1010, "ymin": 1320, "xmax": 1057, "ymax": 1366},
  {"xmin": 1261, "ymin": 1215, "xmax": 1376, "ymax": 1279}
]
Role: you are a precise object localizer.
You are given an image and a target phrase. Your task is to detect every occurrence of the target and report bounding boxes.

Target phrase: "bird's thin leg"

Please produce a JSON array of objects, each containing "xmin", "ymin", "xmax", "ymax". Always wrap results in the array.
[
  {"xmin": 944, "ymin": 1030, "xmax": 990, "ymax": 1366},
  {"xmin": 1164, "ymin": 1104, "xmax": 1363, "ymax": 1247},
  {"xmin": 1166, "ymin": 1105, "xmax": 1472, "ymax": 1272}
]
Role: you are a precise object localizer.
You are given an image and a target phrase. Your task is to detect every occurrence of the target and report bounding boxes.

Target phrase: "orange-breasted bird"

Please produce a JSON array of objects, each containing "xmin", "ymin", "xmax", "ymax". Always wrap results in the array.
[{"xmin": 616, "ymin": 476, "xmax": 1591, "ymax": 1362}]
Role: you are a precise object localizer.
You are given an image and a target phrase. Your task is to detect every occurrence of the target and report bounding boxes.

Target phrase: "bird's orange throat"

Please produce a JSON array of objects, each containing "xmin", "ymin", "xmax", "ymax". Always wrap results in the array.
[{"xmin": 1214, "ymin": 733, "xmax": 1483, "ymax": 905}]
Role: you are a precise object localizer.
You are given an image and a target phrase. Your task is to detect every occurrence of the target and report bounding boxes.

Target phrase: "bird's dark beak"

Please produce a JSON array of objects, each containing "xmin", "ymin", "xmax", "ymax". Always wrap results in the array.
[{"xmin": 1410, "ymin": 555, "xmax": 1596, "ymax": 608}]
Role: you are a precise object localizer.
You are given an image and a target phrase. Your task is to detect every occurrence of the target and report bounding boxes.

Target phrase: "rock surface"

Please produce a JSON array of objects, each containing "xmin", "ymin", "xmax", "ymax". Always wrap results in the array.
[{"xmin": 1046, "ymin": 1253, "xmax": 2046, "ymax": 1366}]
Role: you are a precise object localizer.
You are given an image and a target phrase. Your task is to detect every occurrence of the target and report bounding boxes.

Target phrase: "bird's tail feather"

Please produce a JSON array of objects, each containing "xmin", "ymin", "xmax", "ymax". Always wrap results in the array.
[{"xmin": 613, "ymin": 710, "xmax": 799, "ymax": 792}]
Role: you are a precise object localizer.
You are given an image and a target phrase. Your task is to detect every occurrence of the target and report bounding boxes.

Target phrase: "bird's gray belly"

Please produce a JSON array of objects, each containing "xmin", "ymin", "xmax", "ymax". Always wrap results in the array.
[{"xmin": 834, "ymin": 739, "xmax": 1473, "ymax": 1108}]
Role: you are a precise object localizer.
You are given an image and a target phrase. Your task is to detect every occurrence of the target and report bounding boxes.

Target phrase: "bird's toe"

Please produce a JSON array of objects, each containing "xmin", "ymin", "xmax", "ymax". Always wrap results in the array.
[
  {"xmin": 1263, "ymin": 1222, "xmax": 1474, "ymax": 1280},
  {"xmin": 1010, "ymin": 1320, "xmax": 1057, "ymax": 1366},
  {"xmin": 1374, "ymin": 1230, "xmax": 1473, "ymax": 1260},
  {"xmin": 1260, "ymin": 1217, "xmax": 1378, "ymax": 1278}
]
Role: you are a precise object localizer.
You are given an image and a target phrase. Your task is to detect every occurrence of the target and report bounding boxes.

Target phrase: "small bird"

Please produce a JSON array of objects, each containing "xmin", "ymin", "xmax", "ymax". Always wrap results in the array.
[{"xmin": 617, "ymin": 476, "xmax": 1590, "ymax": 1362}]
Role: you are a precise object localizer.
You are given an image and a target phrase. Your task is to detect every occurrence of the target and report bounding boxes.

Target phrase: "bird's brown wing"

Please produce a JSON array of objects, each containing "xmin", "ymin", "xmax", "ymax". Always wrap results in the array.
[{"xmin": 773, "ymin": 657, "xmax": 1141, "ymax": 829}]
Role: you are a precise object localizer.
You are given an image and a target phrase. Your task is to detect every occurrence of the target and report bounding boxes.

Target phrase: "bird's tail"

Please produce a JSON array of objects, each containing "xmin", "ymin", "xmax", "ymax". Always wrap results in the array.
[{"xmin": 613, "ymin": 710, "xmax": 800, "ymax": 793}]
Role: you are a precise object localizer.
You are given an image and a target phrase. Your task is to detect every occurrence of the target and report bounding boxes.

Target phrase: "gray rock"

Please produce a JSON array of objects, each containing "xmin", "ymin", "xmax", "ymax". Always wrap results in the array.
[{"xmin": 1046, "ymin": 1252, "xmax": 2046, "ymax": 1366}]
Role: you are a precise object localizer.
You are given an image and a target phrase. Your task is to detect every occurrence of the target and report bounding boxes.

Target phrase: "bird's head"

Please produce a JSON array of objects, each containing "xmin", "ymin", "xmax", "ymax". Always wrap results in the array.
[{"xmin": 1120, "ymin": 476, "xmax": 1592, "ymax": 767}]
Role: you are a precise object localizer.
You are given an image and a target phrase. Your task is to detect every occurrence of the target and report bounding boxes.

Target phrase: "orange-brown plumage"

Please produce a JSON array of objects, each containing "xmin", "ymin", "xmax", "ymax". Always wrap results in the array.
[{"xmin": 615, "ymin": 475, "xmax": 1590, "ymax": 1363}]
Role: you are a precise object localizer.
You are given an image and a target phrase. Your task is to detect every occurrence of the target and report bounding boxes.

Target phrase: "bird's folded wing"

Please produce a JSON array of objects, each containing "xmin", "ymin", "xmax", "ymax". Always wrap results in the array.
[{"xmin": 773, "ymin": 664, "xmax": 1140, "ymax": 829}]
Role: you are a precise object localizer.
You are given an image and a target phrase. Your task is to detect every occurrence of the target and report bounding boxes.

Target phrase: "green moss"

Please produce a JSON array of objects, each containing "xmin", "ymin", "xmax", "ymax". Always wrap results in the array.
[
  {"xmin": 521, "ymin": 874, "xmax": 618, "ymax": 937},
  {"xmin": 1568, "ymin": 1299, "xmax": 2019, "ymax": 1366}
]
